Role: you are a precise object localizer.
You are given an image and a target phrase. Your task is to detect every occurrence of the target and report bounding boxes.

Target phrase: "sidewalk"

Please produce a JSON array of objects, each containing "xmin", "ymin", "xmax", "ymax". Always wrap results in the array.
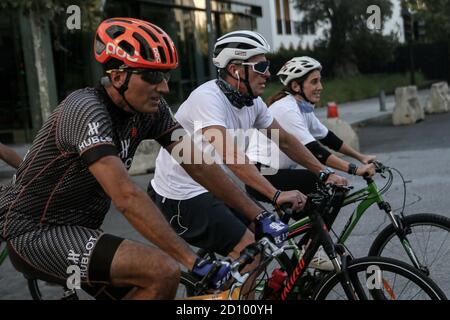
[
  {"xmin": 315, "ymin": 88, "xmax": 430, "ymax": 127},
  {"xmin": 0, "ymin": 88, "xmax": 431, "ymax": 181}
]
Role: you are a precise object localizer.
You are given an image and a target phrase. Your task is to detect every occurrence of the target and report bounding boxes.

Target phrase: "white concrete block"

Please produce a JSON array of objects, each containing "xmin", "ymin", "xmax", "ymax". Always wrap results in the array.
[
  {"xmin": 321, "ymin": 118, "xmax": 360, "ymax": 152},
  {"xmin": 425, "ymin": 82, "xmax": 450, "ymax": 114},
  {"xmin": 392, "ymin": 86, "xmax": 425, "ymax": 126},
  {"xmin": 128, "ymin": 139, "xmax": 161, "ymax": 175}
]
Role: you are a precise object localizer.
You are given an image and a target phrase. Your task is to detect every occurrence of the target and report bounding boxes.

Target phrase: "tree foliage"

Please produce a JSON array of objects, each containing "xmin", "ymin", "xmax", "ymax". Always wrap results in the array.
[
  {"xmin": 294, "ymin": 0, "xmax": 394, "ymax": 76},
  {"xmin": 403, "ymin": 0, "xmax": 450, "ymax": 42},
  {"xmin": 1, "ymin": 0, "xmax": 103, "ymax": 30}
]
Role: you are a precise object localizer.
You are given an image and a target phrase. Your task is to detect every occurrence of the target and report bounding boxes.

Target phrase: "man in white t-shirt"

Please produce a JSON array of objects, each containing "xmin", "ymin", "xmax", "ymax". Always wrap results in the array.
[{"xmin": 148, "ymin": 31, "xmax": 347, "ymax": 262}]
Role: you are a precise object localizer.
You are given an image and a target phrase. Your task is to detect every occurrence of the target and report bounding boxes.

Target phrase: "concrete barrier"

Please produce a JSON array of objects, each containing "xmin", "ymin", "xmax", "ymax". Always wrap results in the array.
[
  {"xmin": 321, "ymin": 118, "xmax": 360, "ymax": 152},
  {"xmin": 425, "ymin": 82, "xmax": 450, "ymax": 114},
  {"xmin": 392, "ymin": 86, "xmax": 425, "ymax": 126},
  {"xmin": 128, "ymin": 139, "xmax": 161, "ymax": 175}
]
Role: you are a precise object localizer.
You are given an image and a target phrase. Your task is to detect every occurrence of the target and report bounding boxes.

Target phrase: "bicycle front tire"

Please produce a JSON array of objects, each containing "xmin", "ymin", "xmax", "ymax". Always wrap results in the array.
[
  {"xmin": 369, "ymin": 213, "xmax": 450, "ymax": 297},
  {"xmin": 313, "ymin": 256, "xmax": 446, "ymax": 300}
]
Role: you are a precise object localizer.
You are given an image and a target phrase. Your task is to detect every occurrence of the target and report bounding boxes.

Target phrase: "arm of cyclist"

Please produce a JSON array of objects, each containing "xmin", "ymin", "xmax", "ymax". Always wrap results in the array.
[
  {"xmin": 165, "ymin": 135, "xmax": 288, "ymax": 246},
  {"xmin": 314, "ymin": 149, "xmax": 376, "ymax": 177},
  {"xmin": 264, "ymin": 119, "xmax": 348, "ymax": 186},
  {"xmin": 335, "ymin": 141, "xmax": 376, "ymax": 165},
  {"xmin": 0, "ymin": 143, "xmax": 22, "ymax": 169},
  {"xmin": 303, "ymin": 126, "xmax": 375, "ymax": 176},
  {"xmin": 165, "ymin": 136, "xmax": 268, "ymax": 220},
  {"xmin": 199, "ymin": 125, "xmax": 306, "ymax": 213},
  {"xmin": 88, "ymin": 155, "xmax": 198, "ymax": 270}
]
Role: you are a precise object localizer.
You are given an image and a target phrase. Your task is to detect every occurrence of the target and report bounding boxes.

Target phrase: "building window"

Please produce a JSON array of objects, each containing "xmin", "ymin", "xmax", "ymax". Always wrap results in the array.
[
  {"xmin": 283, "ymin": 0, "xmax": 291, "ymax": 35},
  {"xmin": 275, "ymin": 0, "xmax": 282, "ymax": 34},
  {"xmin": 295, "ymin": 19, "xmax": 316, "ymax": 35}
]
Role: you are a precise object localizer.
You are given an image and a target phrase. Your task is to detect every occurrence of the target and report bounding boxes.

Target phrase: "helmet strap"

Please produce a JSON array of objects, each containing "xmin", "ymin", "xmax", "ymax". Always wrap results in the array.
[
  {"xmin": 114, "ymin": 72, "xmax": 139, "ymax": 113},
  {"xmin": 242, "ymin": 65, "xmax": 257, "ymax": 99},
  {"xmin": 296, "ymin": 81, "xmax": 313, "ymax": 104}
]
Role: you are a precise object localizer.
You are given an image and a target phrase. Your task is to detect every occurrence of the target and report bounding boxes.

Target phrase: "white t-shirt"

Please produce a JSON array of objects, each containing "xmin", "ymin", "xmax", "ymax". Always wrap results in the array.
[
  {"xmin": 246, "ymin": 94, "xmax": 329, "ymax": 170},
  {"xmin": 151, "ymin": 79, "xmax": 274, "ymax": 200}
]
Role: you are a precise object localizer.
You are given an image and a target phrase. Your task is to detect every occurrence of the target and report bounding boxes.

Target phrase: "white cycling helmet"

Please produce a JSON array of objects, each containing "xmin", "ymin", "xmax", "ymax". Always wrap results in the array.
[
  {"xmin": 277, "ymin": 56, "xmax": 322, "ymax": 86},
  {"xmin": 212, "ymin": 30, "xmax": 271, "ymax": 68}
]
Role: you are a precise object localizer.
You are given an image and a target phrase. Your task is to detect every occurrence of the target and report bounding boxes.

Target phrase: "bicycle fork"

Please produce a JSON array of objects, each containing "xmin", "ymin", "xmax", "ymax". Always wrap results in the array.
[{"xmin": 380, "ymin": 201, "xmax": 426, "ymax": 274}]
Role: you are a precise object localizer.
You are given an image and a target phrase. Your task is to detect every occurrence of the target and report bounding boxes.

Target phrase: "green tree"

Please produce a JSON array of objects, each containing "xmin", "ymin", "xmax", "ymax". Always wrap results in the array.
[
  {"xmin": 1, "ymin": 0, "xmax": 102, "ymax": 122},
  {"xmin": 403, "ymin": 0, "xmax": 450, "ymax": 42},
  {"xmin": 294, "ymin": 0, "xmax": 393, "ymax": 77}
]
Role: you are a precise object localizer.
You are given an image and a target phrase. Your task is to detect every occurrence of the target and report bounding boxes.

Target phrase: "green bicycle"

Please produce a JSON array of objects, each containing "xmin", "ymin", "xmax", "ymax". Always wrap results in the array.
[{"xmin": 283, "ymin": 160, "xmax": 450, "ymax": 297}]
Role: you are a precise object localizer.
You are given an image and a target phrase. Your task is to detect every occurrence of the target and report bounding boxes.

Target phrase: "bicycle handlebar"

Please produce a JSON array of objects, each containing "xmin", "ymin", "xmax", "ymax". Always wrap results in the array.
[{"xmin": 369, "ymin": 160, "xmax": 387, "ymax": 173}]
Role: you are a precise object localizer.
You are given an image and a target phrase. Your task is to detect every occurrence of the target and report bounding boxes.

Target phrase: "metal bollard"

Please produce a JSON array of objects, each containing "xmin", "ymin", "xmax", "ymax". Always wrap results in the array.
[{"xmin": 379, "ymin": 90, "xmax": 386, "ymax": 112}]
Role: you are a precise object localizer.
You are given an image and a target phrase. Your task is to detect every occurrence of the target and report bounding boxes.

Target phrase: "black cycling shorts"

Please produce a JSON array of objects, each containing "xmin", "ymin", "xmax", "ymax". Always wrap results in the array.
[
  {"xmin": 7, "ymin": 225, "xmax": 132, "ymax": 300},
  {"xmin": 148, "ymin": 186, "xmax": 248, "ymax": 257}
]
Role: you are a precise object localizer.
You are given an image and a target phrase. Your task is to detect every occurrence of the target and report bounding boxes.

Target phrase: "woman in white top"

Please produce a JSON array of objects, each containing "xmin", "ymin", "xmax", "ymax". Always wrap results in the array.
[{"xmin": 246, "ymin": 56, "xmax": 376, "ymax": 204}]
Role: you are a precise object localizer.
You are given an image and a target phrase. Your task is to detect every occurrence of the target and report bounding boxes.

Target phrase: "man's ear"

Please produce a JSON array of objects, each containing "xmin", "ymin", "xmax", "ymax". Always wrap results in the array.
[
  {"xmin": 109, "ymin": 70, "xmax": 125, "ymax": 87},
  {"xmin": 227, "ymin": 64, "xmax": 239, "ymax": 79}
]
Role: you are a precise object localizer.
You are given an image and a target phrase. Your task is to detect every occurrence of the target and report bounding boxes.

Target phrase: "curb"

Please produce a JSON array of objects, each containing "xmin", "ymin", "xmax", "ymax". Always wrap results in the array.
[{"xmin": 351, "ymin": 112, "xmax": 393, "ymax": 128}]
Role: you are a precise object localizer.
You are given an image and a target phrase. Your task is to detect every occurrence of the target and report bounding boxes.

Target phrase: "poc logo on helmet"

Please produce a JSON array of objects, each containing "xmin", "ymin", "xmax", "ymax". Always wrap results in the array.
[
  {"xmin": 106, "ymin": 42, "xmax": 139, "ymax": 62},
  {"xmin": 152, "ymin": 48, "xmax": 161, "ymax": 63}
]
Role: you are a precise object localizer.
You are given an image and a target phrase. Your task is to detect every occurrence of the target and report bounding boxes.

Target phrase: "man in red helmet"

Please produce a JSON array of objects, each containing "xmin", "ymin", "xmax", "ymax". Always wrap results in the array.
[{"xmin": 0, "ymin": 18, "xmax": 275, "ymax": 299}]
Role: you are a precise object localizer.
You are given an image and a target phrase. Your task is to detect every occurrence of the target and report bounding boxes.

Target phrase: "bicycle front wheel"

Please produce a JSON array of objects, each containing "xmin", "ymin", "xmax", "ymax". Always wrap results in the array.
[
  {"xmin": 369, "ymin": 213, "xmax": 450, "ymax": 296},
  {"xmin": 313, "ymin": 256, "xmax": 446, "ymax": 300}
]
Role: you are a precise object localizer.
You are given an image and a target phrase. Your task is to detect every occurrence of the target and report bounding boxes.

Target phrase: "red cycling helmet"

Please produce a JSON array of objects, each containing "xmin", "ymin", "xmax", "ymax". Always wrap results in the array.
[{"xmin": 94, "ymin": 17, "xmax": 178, "ymax": 70}]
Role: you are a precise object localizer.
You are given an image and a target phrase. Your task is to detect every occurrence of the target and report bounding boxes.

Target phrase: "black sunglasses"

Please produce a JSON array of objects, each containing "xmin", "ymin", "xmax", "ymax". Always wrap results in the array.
[{"xmin": 128, "ymin": 69, "xmax": 171, "ymax": 84}]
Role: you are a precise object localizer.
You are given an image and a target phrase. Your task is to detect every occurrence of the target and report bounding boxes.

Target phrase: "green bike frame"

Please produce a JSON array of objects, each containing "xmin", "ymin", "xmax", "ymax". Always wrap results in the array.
[{"xmin": 286, "ymin": 178, "xmax": 422, "ymax": 269}]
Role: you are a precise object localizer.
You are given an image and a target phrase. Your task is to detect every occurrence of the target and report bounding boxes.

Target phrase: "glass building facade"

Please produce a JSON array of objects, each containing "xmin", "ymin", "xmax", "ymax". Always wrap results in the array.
[
  {"xmin": 0, "ymin": 0, "xmax": 261, "ymax": 143},
  {"xmin": 104, "ymin": 0, "xmax": 261, "ymax": 106}
]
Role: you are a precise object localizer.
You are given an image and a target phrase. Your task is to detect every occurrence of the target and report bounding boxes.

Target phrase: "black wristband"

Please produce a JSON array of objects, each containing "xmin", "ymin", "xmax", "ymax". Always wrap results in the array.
[
  {"xmin": 271, "ymin": 190, "xmax": 282, "ymax": 206},
  {"xmin": 348, "ymin": 163, "xmax": 358, "ymax": 175}
]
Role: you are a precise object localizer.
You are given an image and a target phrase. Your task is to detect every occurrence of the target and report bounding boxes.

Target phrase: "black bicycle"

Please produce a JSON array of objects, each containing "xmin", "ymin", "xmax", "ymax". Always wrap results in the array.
[{"xmin": 179, "ymin": 184, "xmax": 447, "ymax": 300}]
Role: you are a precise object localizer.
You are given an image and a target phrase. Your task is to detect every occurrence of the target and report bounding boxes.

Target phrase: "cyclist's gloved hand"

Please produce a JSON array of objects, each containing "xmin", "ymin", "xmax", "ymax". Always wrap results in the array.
[
  {"xmin": 192, "ymin": 257, "xmax": 231, "ymax": 289},
  {"xmin": 254, "ymin": 210, "xmax": 288, "ymax": 246}
]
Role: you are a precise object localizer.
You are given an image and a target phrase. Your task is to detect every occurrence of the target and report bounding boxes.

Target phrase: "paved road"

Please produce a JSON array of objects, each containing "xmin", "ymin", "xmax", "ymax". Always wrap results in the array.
[{"xmin": 1, "ymin": 112, "xmax": 450, "ymax": 299}]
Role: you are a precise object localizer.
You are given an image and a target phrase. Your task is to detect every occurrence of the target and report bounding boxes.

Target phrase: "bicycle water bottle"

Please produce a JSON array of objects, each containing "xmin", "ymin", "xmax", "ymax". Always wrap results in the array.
[{"xmin": 266, "ymin": 268, "xmax": 287, "ymax": 299}]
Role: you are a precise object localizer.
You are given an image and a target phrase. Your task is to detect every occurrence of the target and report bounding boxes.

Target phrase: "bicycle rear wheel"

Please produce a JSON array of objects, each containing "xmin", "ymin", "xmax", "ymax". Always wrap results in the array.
[
  {"xmin": 369, "ymin": 213, "xmax": 450, "ymax": 296},
  {"xmin": 313, "ymin": 256, "xmax": 446, "ymax": 300}
]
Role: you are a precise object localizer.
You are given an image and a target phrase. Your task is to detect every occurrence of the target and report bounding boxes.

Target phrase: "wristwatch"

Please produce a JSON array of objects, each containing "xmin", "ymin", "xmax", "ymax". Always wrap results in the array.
[
  {"xmin": 348, "ymin": 163, "xmax": 358, "ymax": 175},
  {"xmin": 318, "ymin": 167, "xmax": 335, "ymax": 182}
]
